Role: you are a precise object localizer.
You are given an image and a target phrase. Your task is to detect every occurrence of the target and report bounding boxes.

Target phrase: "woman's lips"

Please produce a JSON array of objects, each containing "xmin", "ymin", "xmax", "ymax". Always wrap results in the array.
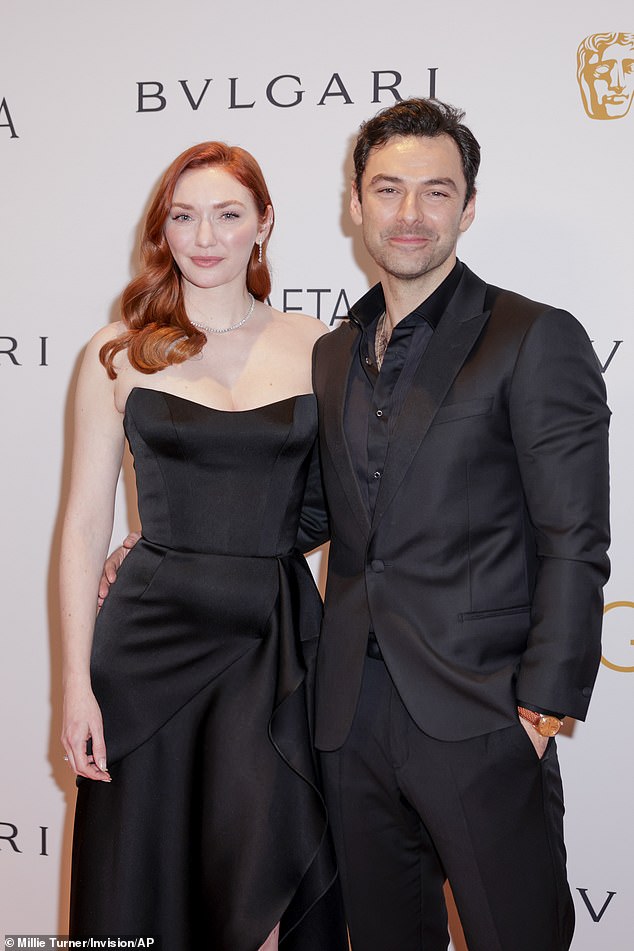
[{"xmin": 190, "ymin": 256, "xmax": 223, "ymax": 266}]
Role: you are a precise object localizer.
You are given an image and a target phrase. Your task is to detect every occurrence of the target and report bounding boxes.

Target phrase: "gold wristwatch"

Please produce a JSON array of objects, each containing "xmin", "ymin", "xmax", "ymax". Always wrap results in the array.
[{"xmin": 517, "ymin": 707, "xmax": 563, "ymax": 737}]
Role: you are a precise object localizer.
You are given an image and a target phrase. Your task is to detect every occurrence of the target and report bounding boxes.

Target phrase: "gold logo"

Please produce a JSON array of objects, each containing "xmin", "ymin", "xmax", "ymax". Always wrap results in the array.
[
  {"xmin": 601, "ymin": 601, "xmax": 634, "ymax": 672},
  {"xmin": 577, "ymin": 33, "xmax": 634, "ymax": 120}
]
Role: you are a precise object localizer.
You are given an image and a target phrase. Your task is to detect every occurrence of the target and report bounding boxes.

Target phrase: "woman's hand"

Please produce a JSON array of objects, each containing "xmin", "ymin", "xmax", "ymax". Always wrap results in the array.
[{"xmin": 62, "ymin": 684, "xmax": 111, "ymax": 781}]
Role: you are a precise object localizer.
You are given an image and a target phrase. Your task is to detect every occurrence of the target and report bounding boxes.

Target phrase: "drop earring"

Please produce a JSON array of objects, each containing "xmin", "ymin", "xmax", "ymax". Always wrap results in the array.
[{"xmin": 257, "ymin": 239, "xmax": 263, "ymax": 264}]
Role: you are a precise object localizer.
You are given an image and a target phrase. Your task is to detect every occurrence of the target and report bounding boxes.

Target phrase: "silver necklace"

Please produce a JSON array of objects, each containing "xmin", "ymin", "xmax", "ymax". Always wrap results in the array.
[
  {"xmin": 191, "ymin": 293, "xmax": 255, "ymax": 335},
  {"xmin": 375, "ymin": 311, "xmax": 390, "ymax": 371}
]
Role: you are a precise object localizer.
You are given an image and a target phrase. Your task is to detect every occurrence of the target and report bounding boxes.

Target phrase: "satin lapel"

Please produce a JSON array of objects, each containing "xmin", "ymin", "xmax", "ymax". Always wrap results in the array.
[
  {"xmin": 320, "ymin": 322, "xmax": 372, "ymax": 535},
  {"xmin": 372, "ymin": 268, "xmax": 490, "ymax": 529}
]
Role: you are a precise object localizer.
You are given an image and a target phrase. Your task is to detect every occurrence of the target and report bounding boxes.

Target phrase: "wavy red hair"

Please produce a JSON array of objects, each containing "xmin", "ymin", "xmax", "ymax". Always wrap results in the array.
[{"xmin": 100, "ymin": 142, "xmax": 274, "ymax": 378}]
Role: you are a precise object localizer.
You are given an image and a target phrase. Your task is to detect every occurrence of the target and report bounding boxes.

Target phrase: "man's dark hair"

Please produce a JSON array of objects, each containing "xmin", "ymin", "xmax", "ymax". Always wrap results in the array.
[{"xmin": 353, "ymin": 98, "xmax": 481, "ymax": 207}]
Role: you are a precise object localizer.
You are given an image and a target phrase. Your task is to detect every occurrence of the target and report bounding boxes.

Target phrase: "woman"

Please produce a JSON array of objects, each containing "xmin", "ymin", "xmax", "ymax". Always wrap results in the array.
[{"xmin": 60, "ymin": 142, "xmax": 345, "ymax": 950}]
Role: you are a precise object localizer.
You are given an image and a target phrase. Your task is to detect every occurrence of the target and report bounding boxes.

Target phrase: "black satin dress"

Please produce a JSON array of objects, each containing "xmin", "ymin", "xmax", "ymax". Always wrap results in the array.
[{"xmin": 70, "ymin": 387, "xmax": 346, "ymax": 950}]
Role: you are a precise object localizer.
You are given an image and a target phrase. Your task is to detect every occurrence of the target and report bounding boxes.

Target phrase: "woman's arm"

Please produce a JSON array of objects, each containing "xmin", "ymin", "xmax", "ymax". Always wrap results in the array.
[{"xmin": 59, "ymin": 328, "xmax": 125, "ymax": 781}]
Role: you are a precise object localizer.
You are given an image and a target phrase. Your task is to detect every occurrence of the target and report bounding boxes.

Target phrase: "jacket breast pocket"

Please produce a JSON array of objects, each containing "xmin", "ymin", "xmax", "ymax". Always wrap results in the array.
[{"xmin": 431, "ymin": 397, "xmax": 493, "ymax": 426}]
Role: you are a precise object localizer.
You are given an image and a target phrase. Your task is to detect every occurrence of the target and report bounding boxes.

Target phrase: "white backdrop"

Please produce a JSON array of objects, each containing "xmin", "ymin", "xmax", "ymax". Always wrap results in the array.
[{"xmin": 1, "ymin": 1, "xmax": 632, "ymax": 947}]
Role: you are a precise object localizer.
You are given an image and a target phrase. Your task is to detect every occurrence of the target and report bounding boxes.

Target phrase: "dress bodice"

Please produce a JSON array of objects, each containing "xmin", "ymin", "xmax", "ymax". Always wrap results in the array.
[{"xmin": 124, "ymin": 387, "xmax": 318, "ymax": 557}]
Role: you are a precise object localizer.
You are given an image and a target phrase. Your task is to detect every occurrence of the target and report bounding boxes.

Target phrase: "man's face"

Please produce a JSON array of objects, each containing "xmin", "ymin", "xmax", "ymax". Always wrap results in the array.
[
  {"xmin": 350, "ymin": 134, "xmax": 475, "ymax": 286},
  {"xmin": 584, "ymin": 41, "xmax": 634, "ymax": 119}
]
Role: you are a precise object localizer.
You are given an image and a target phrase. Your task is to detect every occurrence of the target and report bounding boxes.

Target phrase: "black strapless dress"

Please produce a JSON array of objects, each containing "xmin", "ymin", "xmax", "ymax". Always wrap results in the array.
[{"xmin": 70, "ymin": 388, "xmax": 345, "ymax": 950}]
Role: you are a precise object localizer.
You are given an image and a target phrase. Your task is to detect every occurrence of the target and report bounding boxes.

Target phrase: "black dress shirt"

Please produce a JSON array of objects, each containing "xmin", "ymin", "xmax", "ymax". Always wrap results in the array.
[{"xmin": 344, "ymin": 261, "xmax": 463, "ymax": 514}]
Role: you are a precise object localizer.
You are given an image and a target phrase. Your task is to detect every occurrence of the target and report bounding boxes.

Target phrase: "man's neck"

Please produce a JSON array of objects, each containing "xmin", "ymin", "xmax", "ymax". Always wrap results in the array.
[{"xmin": 381, "ymin": 255, "xmax": 457, "ymax": 330}]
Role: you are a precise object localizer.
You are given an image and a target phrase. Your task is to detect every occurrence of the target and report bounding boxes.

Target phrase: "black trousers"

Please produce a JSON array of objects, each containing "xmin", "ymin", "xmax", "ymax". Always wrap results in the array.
[{"xmin": 320, "ymin": 654, "xmax": 575, "ymax": 951}]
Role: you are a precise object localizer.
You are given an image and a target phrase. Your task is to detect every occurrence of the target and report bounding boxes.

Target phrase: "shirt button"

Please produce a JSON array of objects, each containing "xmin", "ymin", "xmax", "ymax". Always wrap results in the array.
[
  {"xmin": 365, "ymin": 356, "xmax": 372, "ymax": 365},
  {"xmin": 376, "ymin": 409, "xmax": 383, "ymax": 417},
  {"xmin": 373, "ymin": 471, "xmax": 381, "ymax": 480}
]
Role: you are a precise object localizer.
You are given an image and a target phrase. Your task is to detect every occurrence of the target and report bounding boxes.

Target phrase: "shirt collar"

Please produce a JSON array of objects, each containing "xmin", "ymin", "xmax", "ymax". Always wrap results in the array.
[{"xmin": 349, "ymin": 260, "xmax": 464, "ymax": 332}]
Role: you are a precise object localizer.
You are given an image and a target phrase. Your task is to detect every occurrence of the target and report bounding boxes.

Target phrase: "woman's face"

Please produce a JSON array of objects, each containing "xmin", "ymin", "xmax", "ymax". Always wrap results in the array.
[{"xmin": 164, "ymin": 165, "xmax": 269, "ymax": 293}]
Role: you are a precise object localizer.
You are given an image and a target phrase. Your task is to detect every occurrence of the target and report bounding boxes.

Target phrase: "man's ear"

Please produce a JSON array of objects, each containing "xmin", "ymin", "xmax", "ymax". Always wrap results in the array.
[
  {"xmin": 459, "ymin": 191, "xmax": 476, "ymax": 235},
  {"xmin": 350, "ymin": 182, "xmax": 363, "ymax": 226}
]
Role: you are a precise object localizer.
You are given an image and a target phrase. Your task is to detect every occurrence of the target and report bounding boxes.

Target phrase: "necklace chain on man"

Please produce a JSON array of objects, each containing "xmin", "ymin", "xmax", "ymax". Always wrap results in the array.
[
  {"xmin": 375, "ymin": 311, "xmax": 390, "ymax": 371},
  {"xmin": 191, "ymin": 294, "xmax": 255, "ymax": 335}
]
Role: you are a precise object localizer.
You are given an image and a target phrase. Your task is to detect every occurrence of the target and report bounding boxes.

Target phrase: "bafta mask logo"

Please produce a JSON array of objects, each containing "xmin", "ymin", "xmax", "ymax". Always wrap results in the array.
[{"xmin": 577, "ymin": 33, "xmax": 634, "ymax": 120}]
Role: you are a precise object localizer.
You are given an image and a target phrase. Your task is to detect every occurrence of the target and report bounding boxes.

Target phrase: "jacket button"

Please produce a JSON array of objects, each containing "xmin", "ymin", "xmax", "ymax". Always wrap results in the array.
[
  {"xmin": 581, "ymin": 686, "xmax": 592, "ymax": 698},
  {"xmin": 370, "ymin": 560, "xmax": 385, "ymax": 572}
]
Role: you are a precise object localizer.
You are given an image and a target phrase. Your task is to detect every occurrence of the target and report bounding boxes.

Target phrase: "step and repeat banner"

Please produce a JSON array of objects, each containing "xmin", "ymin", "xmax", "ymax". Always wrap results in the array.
[{"xmin": 1, "ymin": 1, "xmax": 632, "ymax": 947}]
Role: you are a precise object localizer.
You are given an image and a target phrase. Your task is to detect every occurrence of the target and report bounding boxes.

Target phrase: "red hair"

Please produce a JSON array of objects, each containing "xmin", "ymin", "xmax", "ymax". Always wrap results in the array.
[{"xmin": 100, "ymin": 142, "xmax": 274, "ymax": 378}]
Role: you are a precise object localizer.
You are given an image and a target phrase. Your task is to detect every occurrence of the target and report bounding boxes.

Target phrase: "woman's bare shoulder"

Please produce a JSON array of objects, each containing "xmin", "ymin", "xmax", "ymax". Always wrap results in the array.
[
  {"xmin": 78, "ymin": 322, "xmax": 128, "ymax": 385},
  {"xmin": 86, "ymin": 320, "xmax": 127, "ymax": 350},
  {"xmin": 269, "ymin": 308, "xmax": 329, "ymax": 345}
]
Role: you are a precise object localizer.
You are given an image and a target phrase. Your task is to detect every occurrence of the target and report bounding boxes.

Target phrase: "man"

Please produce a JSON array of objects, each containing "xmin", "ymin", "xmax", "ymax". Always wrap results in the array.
[
  {"xmin": 102, "ymin": 99, "xmax": 610, "ymax": 951},
  {"xmin": 577, "ymin": 31, "xmax": 634, "ymax": 120},
  {"xmin": 312, "ymin": 98, "xmax": 609, "ymax": 951}
]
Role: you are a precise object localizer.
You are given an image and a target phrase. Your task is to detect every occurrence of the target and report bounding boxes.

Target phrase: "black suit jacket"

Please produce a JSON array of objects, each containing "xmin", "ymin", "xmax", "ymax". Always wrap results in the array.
[{"xmin": 310, "ymin": 264, "xmax": 610, "ymax": 750}]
